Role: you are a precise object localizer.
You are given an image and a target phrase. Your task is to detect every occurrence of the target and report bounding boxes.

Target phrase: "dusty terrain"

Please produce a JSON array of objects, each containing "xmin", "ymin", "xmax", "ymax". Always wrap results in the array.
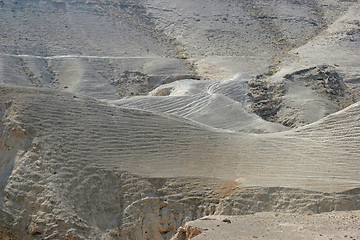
[
  {"xmin": 0, "ymin": 0, "xmax": 360, "ymax": 239},
  {"xmin": 172, "ymin": 211, "xmax": 360, "ymax": 240}
]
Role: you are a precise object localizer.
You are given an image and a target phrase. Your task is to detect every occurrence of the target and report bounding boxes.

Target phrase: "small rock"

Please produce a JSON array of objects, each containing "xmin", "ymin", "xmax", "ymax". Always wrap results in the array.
[{"xmin": 222, "ymin": 219, "xmax": 231, "ymax": 223}]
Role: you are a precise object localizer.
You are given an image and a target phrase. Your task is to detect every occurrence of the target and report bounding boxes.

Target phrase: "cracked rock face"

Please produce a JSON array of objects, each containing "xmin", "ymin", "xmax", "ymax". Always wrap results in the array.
[{"xmin": 248, "ymin": 78, "xmax": 286, "ymax": 124}]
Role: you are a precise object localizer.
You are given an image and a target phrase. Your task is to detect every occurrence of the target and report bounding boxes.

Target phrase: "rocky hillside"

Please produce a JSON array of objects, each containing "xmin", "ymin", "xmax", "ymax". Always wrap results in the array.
[{"xmin": 0, "ymin": 0, "xmax": 360, "ymax": 239}]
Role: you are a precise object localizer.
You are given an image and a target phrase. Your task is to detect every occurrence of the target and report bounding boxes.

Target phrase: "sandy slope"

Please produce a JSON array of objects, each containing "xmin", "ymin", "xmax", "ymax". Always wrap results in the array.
[
  {"xmin": 0, "ymin": 85, "xmax": 360, "ymax": 239},
  {"xmin": 114, "ymin": 77, "xmax": 289, "ymax": 133},
  {"xmin": 1, "ymin": 85, "xmax": 360, "ymax": 192}
]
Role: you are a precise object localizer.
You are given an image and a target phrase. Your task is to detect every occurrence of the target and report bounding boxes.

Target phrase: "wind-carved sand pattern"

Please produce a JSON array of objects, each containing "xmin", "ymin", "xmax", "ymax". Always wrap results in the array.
[{"xmin": 0, "ymin": 0, "xmax": 360, "ymax": 239}]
